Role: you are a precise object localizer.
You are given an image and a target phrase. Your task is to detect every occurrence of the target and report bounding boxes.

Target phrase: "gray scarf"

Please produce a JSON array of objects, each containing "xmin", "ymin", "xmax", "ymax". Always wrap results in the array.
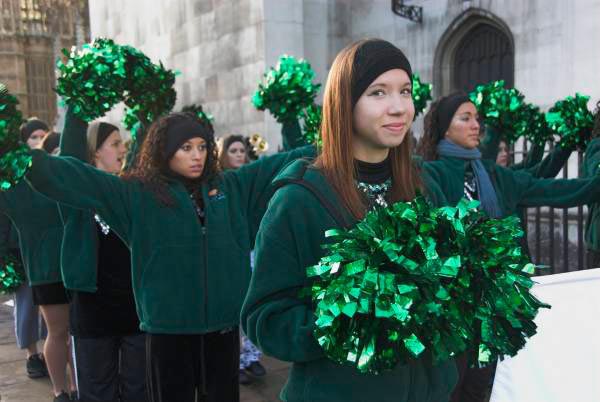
[{"xmin": 437, "ymin": 139, "xmax": 502, "ymax": 218}]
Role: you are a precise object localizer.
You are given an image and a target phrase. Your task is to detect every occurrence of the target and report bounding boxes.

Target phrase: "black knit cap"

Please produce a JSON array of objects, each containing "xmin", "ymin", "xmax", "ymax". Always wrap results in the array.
[
  {"xmin": 164, "ymin": 117, "xmax": 214, "ymax": 160},
  {"xmin": 20, "ymin": 119, "xmax": 49, "ymax": 142},
  {"xmin": 96, "ymin": 122, "xmax": 119, "ymax": 150},
  {"xmin": 351, "ymin": 39, "xmax": 413, "ymax": 108},
  {"xmin": 436, "ymin": 92, "xmax": 471, "ymax": 139}
]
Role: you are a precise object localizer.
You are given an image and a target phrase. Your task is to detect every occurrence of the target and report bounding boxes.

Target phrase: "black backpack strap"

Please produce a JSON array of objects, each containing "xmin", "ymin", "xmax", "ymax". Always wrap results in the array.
[{"xmin": 273, "ymin": 164, "xmax": 352, "ymax": 229}]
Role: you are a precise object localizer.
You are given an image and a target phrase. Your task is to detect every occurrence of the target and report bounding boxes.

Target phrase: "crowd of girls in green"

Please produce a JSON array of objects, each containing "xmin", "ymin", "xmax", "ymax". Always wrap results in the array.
[{"xmin": 2, "ymin": 38, "xmax": 600, "ymax": 402}]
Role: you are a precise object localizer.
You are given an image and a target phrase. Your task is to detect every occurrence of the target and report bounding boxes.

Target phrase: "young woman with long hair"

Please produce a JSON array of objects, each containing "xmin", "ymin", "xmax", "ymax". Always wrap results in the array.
[
  {"xmin": 55, "ymin": 112, "xmax": 147, "ymax": 402},
  {"xmin": 417, "ymin": 93, "xmax": 600, "ymax": 402},
  {"xmin": 1, "ymin": 127, "xmax": 75, "ymax": 402},
  {"xmin": 23, "ymin": 110, "xmax": 312, "ymax": 402},
  {"xmin": 241, "ymin": 38, "xmax": 457, "ymax": 402}
]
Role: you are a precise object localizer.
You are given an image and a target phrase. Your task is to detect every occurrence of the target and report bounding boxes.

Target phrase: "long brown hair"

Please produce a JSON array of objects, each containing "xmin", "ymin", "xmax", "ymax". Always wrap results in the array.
[
  {"xmin": 416, "ymin": 99, "xmax": 443, "ymax": 161},
  {"xmin": 122, "ymin": 112, "xmax": 220, "ymax": 206},
  {"xmin": 593, "ymin": 100, "xmax": 600, "ymax": 139},
  {"xmin": 314, "ymin": 39, "xmax": 422, "ymax": 220},
  {"xmin": 218, "ymin": 134, "xmax": 248, "ymax": 170}
]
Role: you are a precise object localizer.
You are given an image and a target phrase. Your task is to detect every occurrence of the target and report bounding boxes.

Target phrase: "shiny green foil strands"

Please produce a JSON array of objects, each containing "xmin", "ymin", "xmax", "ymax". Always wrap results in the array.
[
  {"xmin": 412, "ymin": 74, "xmax": 432, "ymax": 117},
  {"xmin": 252, "ymin": 55, "xmax": 321, "ymax": 123},
  {"xmin": 56, "ymin": 38, "xmax": 177, "ymax": 123},
  {"xmin": 469, "ymin": 80, "xmax": 528, "ymax": 144},
  {"xmin": 180, "ymin": 104, "xmax": 215, "ymax": 127},
  {"xmin": 0, "ymin": 84, "xmax": 23, "ymax": 142},
  {"xmin": 546, "ymin": 93, "xmax": 594, "ymax": 149},
  {"xmin": 0, "ymin": 85, "xmax": 31, "ymax": 191},
  {"xmin": 0, "ymin": 254, "xmax": 25, "ymax": 295},
  {"xmin": 306, "ymin": 197, "xmax": 549, "ymax": 375},
  {"xmin": 514, "ymin": 103, "xmax": 552, "ymax": 146},
  {"xmin": 301, "ymin": 104, "xmax": 322, "ymax": 147}
]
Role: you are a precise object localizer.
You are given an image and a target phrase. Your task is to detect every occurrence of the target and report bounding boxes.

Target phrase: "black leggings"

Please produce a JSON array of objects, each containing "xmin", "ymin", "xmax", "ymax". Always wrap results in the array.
[{"xmin": 146, "ymin": 328, "xmax": 240, "ymax": 402}]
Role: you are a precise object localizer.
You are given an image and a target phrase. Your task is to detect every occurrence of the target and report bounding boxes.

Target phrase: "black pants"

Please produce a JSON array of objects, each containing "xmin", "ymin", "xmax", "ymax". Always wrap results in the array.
[
  {"xmin": 450, "ymin": 352, "xmax": 496, "ymax": 402},
  {"xmin": 73, "ymin": 333, "xmax": 147, "ymax": 402},
  {"xmin": 146, "ymin": 328, "xmax": 240, "ymax": 402}
]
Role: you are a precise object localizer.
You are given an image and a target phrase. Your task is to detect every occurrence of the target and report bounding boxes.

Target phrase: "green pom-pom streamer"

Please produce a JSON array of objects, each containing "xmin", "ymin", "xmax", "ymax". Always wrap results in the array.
[
  {"xmin": 57, "ymin": 38, "xmax": 177, "ymax": 123},
  {"xmin": 469, "ymin": 80, "xmax": 528, "ymax": 144},
  {"xmin": 301, "ymin": 104, "xmax": 322, "ymax": 146},
  {"xmin": 0, "ymin": 84, "xmax": 31, "ymax": 191},
  {"xmin": 546, "ymin": 93, "xmax": 594, "ymax": 149},
  {"xmin": 412, "ymin": 74, "xmax": 432, "ymax": 117},
  {"xmin": 0, "ymin": 254, "xmax": 25, "ymax": 295},
  {"xmin": 252, "ymin": 55, "xmax": 321, "ymax": 123},
  {"xmin": 181, "ymin": 104, "xmax": 214, "ymax": 127},
  {"xmin": 307, "ymin": 197, "xmax": 549, "ymax": 374}
]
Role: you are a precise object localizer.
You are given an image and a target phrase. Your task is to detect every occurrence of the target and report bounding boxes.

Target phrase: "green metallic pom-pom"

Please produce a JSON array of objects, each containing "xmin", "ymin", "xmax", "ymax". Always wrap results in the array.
[
  {"xmin": 301, "ymin": 104, "xmax": 322, "ymax": 146},
  {"xmin": 412, "ymin": 74, "xmax": 433, "ymax": 117},
  {"xmin": 469, "ymin": 80, "xmax": 527, "ymax": 144},
  {"xmin": 181, "ymin": 104, "xmax": 214, "ymax": 127},
  {"xmin": 252, "ymin": 55, "xmax": 321, "ymax": 123},
  {"xmin": 1, "ymin": 84, "xmax": 31, "ymax": 191},
  {"xmin": 57, "ymin": 38, "xmax": 177, "ymax": 123},
  {"xmin": 307, "ymin": 197, "xmax": 549, "ymax": 374},
  {"xmin": 546, "ymin": 93, "xmax": 594, "ymax": 149},
  {"xmin": 514, "ymin": 103, "xmax": 552, "ymax": 146},
  {"xmin": 0, "ymin": 254, "xmax": 25, "ymax": 295}
]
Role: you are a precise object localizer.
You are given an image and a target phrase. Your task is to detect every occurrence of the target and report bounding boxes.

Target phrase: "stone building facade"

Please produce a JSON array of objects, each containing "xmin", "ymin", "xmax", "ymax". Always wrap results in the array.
[{"xmin": 0, "ymin": 0, "xmax": 90, "ymax": 127}]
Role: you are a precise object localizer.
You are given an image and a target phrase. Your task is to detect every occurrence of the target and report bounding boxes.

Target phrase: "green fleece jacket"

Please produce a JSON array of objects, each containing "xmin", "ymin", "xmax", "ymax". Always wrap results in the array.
[
  {"xmin": 241, "ymin": 159, "xmax": 457, "ymax": 402},
  {"xmin": 422, "ymin": 156, "xmax": 600, "ymax": 217},
  {"xmin": 26, "ymin": 142, "xmax": 314, "ymax": 334},
  {"xmin": 581, "ymin": 138, "xmax": 600, "ymax": 251},
  {"xmin": 0, "ymin": 181, "xmax": 63, "ymax": 285}
]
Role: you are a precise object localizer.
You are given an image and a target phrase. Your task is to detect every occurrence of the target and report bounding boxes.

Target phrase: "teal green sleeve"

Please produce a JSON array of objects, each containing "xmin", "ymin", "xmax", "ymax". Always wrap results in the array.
[
  {"xmin": 227, "ymin": 145, "xmax": 316, "ymax": 239},
  {"xmin": 281, "ymin": 119, "xmax": 307, "ymax": 151},
  {"xmin": 523, "ymin": 144, "xmax": 573, "ymax": 178},
  {"xmin": 26, "ymin": 150, "xmax": 131, "ymax": 241},
  {"xmin": 479, "ymin": 126, "xmax": 502, "ymax": 161},
  {"xmin": 511, "ymin": 141, "xmax": 545, "ymax": 171},
  {"xmin": 513, "ymin": 169, "xmax": 600, "ymax": 208},
  {"xmin": 241, "ymin": 185, "xmax": 326, "ymax": 362},
  {"xmin": 581, "ymin": 138, "xmax": 600, "ymax": 178},
  {"xmin": 0, "ymin": 212, "xmax": 12, "ymax": 258},
  {"xmin": 60, "ymin": 107, "xmax": 89, "ymax": 161}
]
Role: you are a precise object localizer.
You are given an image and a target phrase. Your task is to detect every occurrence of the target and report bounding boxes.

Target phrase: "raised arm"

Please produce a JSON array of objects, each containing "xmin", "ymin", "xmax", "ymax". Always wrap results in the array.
[
  {"xmin": 479, "ymin": 126, "xmax": 502, "ymax": 161},
  {"xmin": 511, "ymin": 141, "xmax": 545, "ymax": 171},
  {"xmin": 226, "ymin": 145, "xmax": 316, "ymax": 240},
  {"xmin": 241, "ymin": 185, "xmax": 326, "ymax": 362},
  {"xmin": 60, "ymin": 107, "xmax": 89, "ymax": 160},
  {"xmin": 26, "ymin": 150, "xmax": 132, "ymax": 240},
  {"xmin": 281, "ymin": 119, "xmax": 307, "ymax": 151},
  {"xmin": 523, "ymin": 144, "xmax": 574, "ymax": 179}
]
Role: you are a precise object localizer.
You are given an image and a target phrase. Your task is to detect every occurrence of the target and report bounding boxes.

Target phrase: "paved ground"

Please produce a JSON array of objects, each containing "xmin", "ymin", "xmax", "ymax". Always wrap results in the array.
[{"xmin": 0, "ymin": 295, "xmax": 289, "ymax": 402}]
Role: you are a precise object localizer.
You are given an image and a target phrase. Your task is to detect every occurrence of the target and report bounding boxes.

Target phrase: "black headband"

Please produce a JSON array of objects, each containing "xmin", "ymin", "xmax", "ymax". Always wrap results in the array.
[
  {"xmin": 436, "ymin": 93, "xmax": 471, "ymax": 139},
  {"xmin": 164, "ymin": 118, "xmax": 213, "ymax": 160},
  {"xmin": 351, "ymin": 39, "xmax": 413, "ymax": 108},
  {"xmin": 96, "ymin": 122, "xmax": 119, "ymax": 150},
  {"xmin": 21, "ymin": 119, "xmax": 49, "ymax": 142}
]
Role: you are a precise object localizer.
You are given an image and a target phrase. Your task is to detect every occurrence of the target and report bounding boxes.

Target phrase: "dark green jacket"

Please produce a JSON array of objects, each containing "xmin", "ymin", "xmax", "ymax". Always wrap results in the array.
[
  {"xmin": 241, "ymin": 159, "xmax": 457, "ymax": 402},
  {"xmin": 581, "ymin": 138, "xmax": 600, "ymax": 251},
  {"xmin": 0, "ymin": 181, "xmax": 63, "ymax": 285},
  {"xmin": 27, "ymin": 144, "xmax": 314, "ymax": 334},
  {"xmin": 422, "ymin": 156, "xmax": 600, "ymax": 217}
]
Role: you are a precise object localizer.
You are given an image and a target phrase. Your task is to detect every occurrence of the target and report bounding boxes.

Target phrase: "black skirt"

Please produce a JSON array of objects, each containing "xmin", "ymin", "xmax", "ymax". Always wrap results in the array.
[{"xmin": 31, "ymin": 282, "xmax": 69, "ymax": 306}]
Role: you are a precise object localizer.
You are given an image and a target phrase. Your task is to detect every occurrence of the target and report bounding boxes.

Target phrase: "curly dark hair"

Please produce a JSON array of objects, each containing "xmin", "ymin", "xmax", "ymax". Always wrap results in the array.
[
  {"xmin": 122, "ymin": 112, "xmax": 220, "ymax": 206},
  {"xmin": 593, "ymin": 100, "xmax": 600, "ymax": 139},
  {"xmin": 416, "ymin": 99, "xmax": 443, "ymax": 161}
]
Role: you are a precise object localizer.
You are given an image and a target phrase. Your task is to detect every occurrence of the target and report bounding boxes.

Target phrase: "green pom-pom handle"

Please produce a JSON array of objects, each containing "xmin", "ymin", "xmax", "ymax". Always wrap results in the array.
[
  {"xmin": 252, "ymin": 55, "xmax": 321, "ymax": 123},
  {"xmin": 546, "ymin": 93, "xmax": 594, "ymax": 149},
  {"xmin": 0, "ymin": 254, "xmax": 25, "ymax": 295},
  {"xmin": 412, "ymin": 74, "xmax": 432, "ymax": 117},
  {"xmin": 307, "ymin": 197, "xmax": 549, "ymax": 374}
]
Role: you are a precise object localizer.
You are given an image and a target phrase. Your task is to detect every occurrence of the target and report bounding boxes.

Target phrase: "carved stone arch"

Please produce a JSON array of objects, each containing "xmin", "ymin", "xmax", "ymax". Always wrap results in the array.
[{"xmin": 433, "ymin": 8, "xmax": 514, "ymax": 96}]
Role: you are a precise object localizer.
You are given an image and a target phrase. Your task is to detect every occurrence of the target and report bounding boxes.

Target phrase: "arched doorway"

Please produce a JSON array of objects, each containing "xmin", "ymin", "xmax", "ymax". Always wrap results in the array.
[
  {"xmin": 433, "ymin": 9, "xmax": 514, "ymax": 96},
  {"xmin": 453, "ymin": 23, "xmax": 514, "ymax": 92}
]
